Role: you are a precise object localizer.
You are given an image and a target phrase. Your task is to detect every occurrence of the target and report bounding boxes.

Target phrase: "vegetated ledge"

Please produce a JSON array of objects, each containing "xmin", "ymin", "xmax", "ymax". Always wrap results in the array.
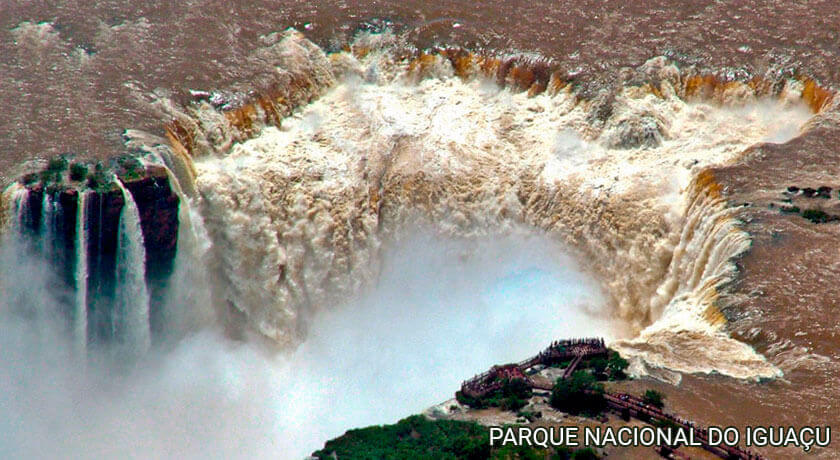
[{"xmin": 3, "ymin": 154, "xmax": 180, "ymax": 339}]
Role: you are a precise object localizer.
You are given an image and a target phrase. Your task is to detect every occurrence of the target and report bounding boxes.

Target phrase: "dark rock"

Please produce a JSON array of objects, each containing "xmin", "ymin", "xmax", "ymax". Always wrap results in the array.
[
  {"xmin": 817, "ymin": 186, "xmax": 832, "ymax": 198},
  {"xmin": 124, "ymin": 166, "xmax": 180, "ymax": 338}
]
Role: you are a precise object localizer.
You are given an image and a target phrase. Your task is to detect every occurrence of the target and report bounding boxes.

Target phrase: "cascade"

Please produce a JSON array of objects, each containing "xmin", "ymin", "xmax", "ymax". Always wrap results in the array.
[
  {"xmin": 114, "ymin": 178, "xmax": 151, "ymax": 354},
  {"xmin": 74, "ymin": 190, "xmax": 90, "ymax": 352}
]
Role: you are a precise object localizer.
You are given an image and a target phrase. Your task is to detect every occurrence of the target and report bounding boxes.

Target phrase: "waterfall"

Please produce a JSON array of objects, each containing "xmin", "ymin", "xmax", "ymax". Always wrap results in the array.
[
  {"xmin": 140, "ymin": 152, "xmax": 215, "ymax": 331},
  {"xmin": 10, "ymin": 185, "xmax": 28, "ymax": 233},
  {"xmin": 74, "ymin": 190, "xmax": 90, "ymax": 353},
  {"xmin": 41, "ymin": 190, "xmax": 54, "ymax": 259},
  {"xmin": 114, "ymin": 178, "xmax": 151, "ymax": 354}
]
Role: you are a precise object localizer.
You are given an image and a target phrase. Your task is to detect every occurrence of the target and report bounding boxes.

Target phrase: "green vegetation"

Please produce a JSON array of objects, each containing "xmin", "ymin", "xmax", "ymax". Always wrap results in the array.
[
  {"xmin": 802, "ymin": 208, "xmax": 835, "ymax": 223},
  {"xmin": 570, "ymin": 448, "xmax": 599, "ymax": 460},
  {"xmin": 312, "ymin": 415, "xmax": 600, "ymax": 460},
  {"xmin": 654, "ymin": 418, "xmax": 691, "ymax": 447},
  {"xmin": 312, "ymin": 415, "xmax": 489, "ymax": 460},
  {"xmin": 456, "ymin": 378, "xmax": 532, "ymax": 411},
  {"xmin": 117, "ymin": 155, "xmax": 144, "ymax": 181},
  {"xmin": 21, "ymin": 173, "xmax": 38, "ymax": 185},
  {"xmin": 69, "ymin": 162, "xmax": 89, "ymax": 182},
  {"xmin": 550, "ymin": 371, "xmax": 606, "ymax": 416},
  {"xmin": 606, "ymin": 351, "xmax": 629, "ymax": 380},
  {"xmin": 643, "ymin": 389, "xmax": 664, "ymax": 409},
  {"xmin": 39, "ymin": 169, "xmax": 61, "ymax": 184},
  {"xmin": 780, "ymin": 205, "xmax": 800, "ymax": 214},
  {"xmin": 550, "ymin": 358, "xmax": 573, "ymax": 369},
  {"xmin": 588, "ymin": 357, "xmax": 608, "ymax": 378},
  {"xmin": 38, "ymin": 156, "xmax": 69, "ymax": 184},
  {"xmin": 87, "ymin": 162, "xmax": 112, "ymax": 191},
  {"xmin": 516, "ymin": 409, "xmax": 542, "ymax": 423},
  {"xmin": 46, "ymin": 156, "xmax": 69, "ymax": 173},
  {"xmin": 576, "ymin": 351, "xmax": 628, "ymax": 381}
]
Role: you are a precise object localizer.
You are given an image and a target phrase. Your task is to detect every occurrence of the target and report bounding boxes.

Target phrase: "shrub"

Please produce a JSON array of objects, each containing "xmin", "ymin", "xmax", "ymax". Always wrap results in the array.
[
  {"xmin": 87, "ymin": 162, "xmax": 112, "ymax": 191},
  {"xmin": 46, "ymin": 156, "xmax": 68, "ymax": 173},
  {"xmin": 69, "ymin": 163, "xmax": 88, "ymax": 182},
  {"xmin": 39, "ymin": 169, "xmax": 61, "ymax": 184},
  {"xmin": 643, "ymin": 389, "xmax": 665, "ymax": 409},
  {"xmin": 459, "ymin": 378, "xmax": 533, "ymax": 412},
  {"xmin": 117, "ymin": 155, "xmax": 144, "ymax": 181},
  {"xmin": 802, "ymin": 209, "xmax": 834, "ymax": 224},
  {"xmin": 21, "ymin": 173, "xmax": 38, "ymax": 185}
]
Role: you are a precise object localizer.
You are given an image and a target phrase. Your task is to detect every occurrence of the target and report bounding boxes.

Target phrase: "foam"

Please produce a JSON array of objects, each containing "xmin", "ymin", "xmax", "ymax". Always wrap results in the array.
[{"xmin": 169, "ymin": 34, "xmax": 815, "ymax": 378}]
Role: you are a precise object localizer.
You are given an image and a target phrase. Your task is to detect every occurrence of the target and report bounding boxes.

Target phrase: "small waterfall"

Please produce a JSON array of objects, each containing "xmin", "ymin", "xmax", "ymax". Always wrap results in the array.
[
  {"xmin": 74, "ymin": 190, "xmax": 90, "ymax": 353},
  {"xmin": 114, "ymin": 178, "xmax": 151, "ymax": 354},
  {"xmin": 9, "ymin": 185, "xmax": 29, "ymax": 233},
  {"xmin": 141, "ymin": 152, "xmax": 215, "ymax": 331},
  {"xmin": 41, "ymin": 190, "xmax": 54, "ymax": 258}
]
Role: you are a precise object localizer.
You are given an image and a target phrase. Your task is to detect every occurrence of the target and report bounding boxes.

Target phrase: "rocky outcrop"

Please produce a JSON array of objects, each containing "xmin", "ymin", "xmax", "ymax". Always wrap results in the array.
[
  {"xmin": 124, "ymin": 166, "xmax": 180, "ymax": 336},
  {"xmin": 11, "ymin": 165, "xmax": 179, "ymax": 346}
]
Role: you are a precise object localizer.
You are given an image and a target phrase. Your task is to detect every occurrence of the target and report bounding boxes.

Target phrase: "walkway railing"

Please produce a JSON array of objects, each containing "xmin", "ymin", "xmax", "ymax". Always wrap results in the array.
[{"xmin": 458, "ymin": 338, "xmax": 768, "ymax": 460}]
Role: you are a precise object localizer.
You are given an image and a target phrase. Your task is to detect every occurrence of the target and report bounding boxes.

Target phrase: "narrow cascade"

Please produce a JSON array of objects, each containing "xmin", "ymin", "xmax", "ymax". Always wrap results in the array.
[
  {"xmin": 139, "ymin": 152, "xmax": 214, "ymax": 332},
  {"xmin": 41, "ymin": 190, "xmax": 54, "ymax": 260},
  {"xmin": 74, "ymin": 190, "xmax": 90, "ymax": 353},
  {"xmin": 11, "ymin": 185, "xmax": 28, "ymax": 233},
  {"xmin": 114, "ymin": 178, "xmax": 151, "ymax": 354}
]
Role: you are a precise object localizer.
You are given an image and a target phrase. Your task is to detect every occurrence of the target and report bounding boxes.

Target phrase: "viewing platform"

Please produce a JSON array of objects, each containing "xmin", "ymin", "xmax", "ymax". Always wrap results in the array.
[{"xmin": 458, "ymin": 338, "xmax": 767, "ymax": 460}]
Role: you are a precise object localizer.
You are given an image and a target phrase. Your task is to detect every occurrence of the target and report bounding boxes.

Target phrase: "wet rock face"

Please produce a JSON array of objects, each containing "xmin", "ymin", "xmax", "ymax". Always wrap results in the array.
[
  {"xmin": 125, "ymin": 166, "xmax": 180, "ymax": 336},
  {"xmin": 16, "ymin": 167, "xmax": 179, "ymax": 344},
  {"xmin": 85, "ymin": 186, "xmax": 125, "ymax": 344}
]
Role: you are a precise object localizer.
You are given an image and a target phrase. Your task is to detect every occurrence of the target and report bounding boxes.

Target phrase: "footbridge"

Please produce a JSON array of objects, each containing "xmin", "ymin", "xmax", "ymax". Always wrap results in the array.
[{"xmin": 458, "ymin": 338, "xmax": 768, "ymax": 460}]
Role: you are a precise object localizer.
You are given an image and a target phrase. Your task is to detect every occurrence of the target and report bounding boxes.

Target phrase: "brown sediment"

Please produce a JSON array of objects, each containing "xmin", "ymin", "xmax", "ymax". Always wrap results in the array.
[
  {"xmin": 164, "ymin": 118, "xmax": 196, "ymax": 160},
  {"xmin": 800, "ymin": 77, "xmax": 834, "ymax": 112},
  {"xmin": 682, "ymin": 73, "xmax": 834, "ymax": 113}
]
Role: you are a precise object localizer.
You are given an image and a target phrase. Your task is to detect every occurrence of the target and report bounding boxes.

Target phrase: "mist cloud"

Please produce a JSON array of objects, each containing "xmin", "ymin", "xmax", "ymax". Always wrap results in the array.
[{"xmin": 0, "ymin": 228, "xmax": 612, "ymax": 459}]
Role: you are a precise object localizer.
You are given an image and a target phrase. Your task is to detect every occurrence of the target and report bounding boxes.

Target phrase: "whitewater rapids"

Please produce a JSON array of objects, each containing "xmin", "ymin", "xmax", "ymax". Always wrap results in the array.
[{"xmin": 145, "ymin": 30, "xmax": 817, "ymax": 381}]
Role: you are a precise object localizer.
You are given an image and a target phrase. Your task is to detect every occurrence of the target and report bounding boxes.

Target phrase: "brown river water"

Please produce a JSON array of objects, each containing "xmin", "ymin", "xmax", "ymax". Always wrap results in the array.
[{"xmin": 2, "ymin": 1, "xmax": 840, "ymax": 458}]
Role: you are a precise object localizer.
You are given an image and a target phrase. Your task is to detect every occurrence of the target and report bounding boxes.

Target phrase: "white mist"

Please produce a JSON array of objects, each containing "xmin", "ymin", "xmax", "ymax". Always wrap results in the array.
[{"xmin": 0, "ymin": 228, "xmax": 612, "ymax": 459}]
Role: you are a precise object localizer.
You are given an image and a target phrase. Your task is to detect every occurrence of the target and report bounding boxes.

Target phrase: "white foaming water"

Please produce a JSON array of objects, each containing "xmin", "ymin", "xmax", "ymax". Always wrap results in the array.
[
  {"xmin": 115, "ymin": 178, "xmax": 151, "ymax": 354},
  {"xmin": 182, "ymin": 34, "xmax": 813, "ymax": 379},
  {"xmin": 75, "ymin": 190, "xmax": 90, "ymax": 353},
  {"xmin": 138, "ymin": 151, "xmax": 216, "ymax": 334},
  {"xmin": 0, "ymin": 228, "xmax": 611, "ymax": 459},
  {"xmin": 41, "ymin": 189, "xmax": 54, "ymax": 260}
]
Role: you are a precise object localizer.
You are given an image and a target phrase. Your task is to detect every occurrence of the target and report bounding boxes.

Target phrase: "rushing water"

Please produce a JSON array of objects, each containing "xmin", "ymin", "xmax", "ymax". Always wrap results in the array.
[
  {"xmin": 2, "ymin": 2, "xmax": 840, "ymax": 459},
  {"xmin": 75, "ymin": 190, "xmax": 90, "ymax": 353},
  {"xmin": 114, "ymin": 178, "xmax": 152, "ymax": 355}
]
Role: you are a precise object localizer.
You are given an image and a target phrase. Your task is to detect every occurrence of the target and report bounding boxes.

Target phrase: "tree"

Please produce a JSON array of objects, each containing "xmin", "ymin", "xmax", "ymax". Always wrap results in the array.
[
  {"xmin": 607, "ymin": 351, "xmax": 629, "ymax": 380},
  {"xmin": 643, "ymin": 389, "xmax": 665, "ymax": 409},
  {"xmin": 69, "ymin": 163, "xmax": 89, "ymax": 182},
  {"xmin": 550, "ymin": 371, "xmax": 606, "ymax": 416},
  {"xmin": 589, "ymin": 357, "xmax": 608, "ymax": 380}
]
